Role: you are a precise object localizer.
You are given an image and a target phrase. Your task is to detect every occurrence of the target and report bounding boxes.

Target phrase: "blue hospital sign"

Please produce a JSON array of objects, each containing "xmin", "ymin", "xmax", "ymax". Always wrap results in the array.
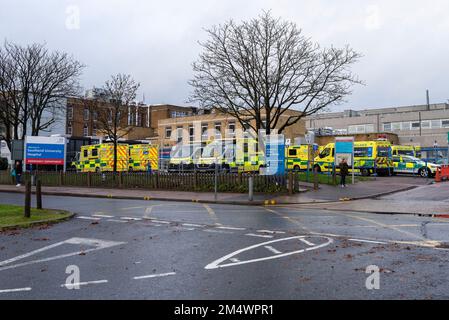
[
  {"xmin": 25, "ymin": 136, "xmax": 66, "ymax": 165},
  {"xmin": 265, "ymin": 134, "xmax": 285, "ymax": 175}
]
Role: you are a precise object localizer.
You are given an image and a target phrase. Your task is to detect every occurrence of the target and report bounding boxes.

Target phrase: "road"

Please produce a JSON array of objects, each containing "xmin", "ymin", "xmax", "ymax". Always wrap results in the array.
[{"xmin": 1, "ymin": 192, "xmax": 449, "ymax": 299}]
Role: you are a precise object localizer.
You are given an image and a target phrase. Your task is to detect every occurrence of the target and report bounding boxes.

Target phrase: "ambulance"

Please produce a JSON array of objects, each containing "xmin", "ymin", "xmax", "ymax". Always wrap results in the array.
[
  {"xmin": 71, "ymin": 143, "xmax": 129, "ymax": 172},
  {"xmin": 392, "ymin": 155, "xmax": 439, "ymax": 177},
  {"xmin": 391, "ymin": 145, "xmax": 420, "ymax": 158},
  {"xmin": 285, "ymin": 144, "xmax": 320, "ymax": 171},
  {"xmin": 313, "ymin": 140, "xmax": 394, "ymax": 176},
  {"xmin": 168, "ymin": 142, "xmax": 203, "ymax": 172},
  {"xmin": 128, "ymin": 144, "xmax": 159, "ymax": 172}
]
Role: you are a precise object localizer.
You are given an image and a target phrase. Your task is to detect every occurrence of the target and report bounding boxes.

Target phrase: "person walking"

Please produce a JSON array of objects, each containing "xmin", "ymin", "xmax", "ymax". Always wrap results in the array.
[
  {"xmin": 339, "ymin": 158, "xmax": 349, "ymax": 188},
  {"xmin": 14, "ymin": 160, "xmax": 23, "ymax": 187}
]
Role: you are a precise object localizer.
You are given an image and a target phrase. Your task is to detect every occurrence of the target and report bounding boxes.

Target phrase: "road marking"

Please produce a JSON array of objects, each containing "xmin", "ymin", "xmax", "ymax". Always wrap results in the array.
[
  {"xmin": 92, "ymin": 214, "xmax": 114, "ymax": 218},
  {"xmin": 0, "ymin": 238, "xmax": 125, "ymax": 272},
  {"xmin": 216, "ymin": 226, "xmax": 246, "ymax": 231},
  {"xmin": 76, "ymin": 216, "xmax": 101, "ymax": 221},
  {"xmin": 298, "ymin": 238, "xmax": 315, "ymax": 246},
  {"xmin": 205, "ymin": 236, "xmax": 333, "ymax": 269},
  {"xmin": 245, "ymin": 233, "xmax": 274, "ymax": 239},
  {"xmin": 261, "ymin": 207, "xmax": 313, "ymax": 233},
  {"xmin": 257, "ymin": 230, "xmax": 286, "ymax": 234},
  {"xmin": 0, "ymin": 287, "xmax": 32, "ymax": 294},
  {"xmin": 61, "ymin": 280, "xmax": 108, "ymax": 288},
  {"xmin": 120, "ymin": 217, "xmax": 142, "ymax": 221},
  {"xmin": 264, "ymin": 246, "xmax": 282, "ymax": 254},
  {"xmin": 133, "ymin": 272, "xmax": 176, "ymax": 280},
  {"xmin": 182, "ymin": 223, "xmax": 205, "ymax": 228},
  {"xmin": 121, "ymin": 206, "xmax": 144, "ymax": 211},
  {"xmin": 203, "ymin": 203, "xmax": 218, "ymax": 222},
  {"xmin": 230, "ymin": 258, "xmax": 240, "ymax": 263},
  {"xmin": 150, "ymin": 220, "xmax": 170, "ymax": 224},
  {"xmin": 204, "ymin": 229, "xmax": 234, "ymax": 235},
  {"xmin": 348, "ymin": 239, "xmax": 388, "ymax": 245},
  {"xmin": 106, "ymin": 219, "xmax": 128, "ymax": 223}
]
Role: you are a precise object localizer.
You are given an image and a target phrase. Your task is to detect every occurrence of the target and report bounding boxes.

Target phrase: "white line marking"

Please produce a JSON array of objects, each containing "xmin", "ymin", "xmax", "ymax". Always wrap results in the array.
[
  {"xmin": 348, "ymin": 239, "xmax": 388, "ymax": 245},
  {"xmin": 204, "ymin": 229, "xmax": 234, "ymax": 235},
  {"xmin": 298, "ymin": 238, "xmax": 315, "ymax": 246},
  {"xmin": 230, "ymin": 258, "xmax": 240, "ymax": 263},
  {"xmin": 245, "ymin": 233, "xmax": 274, "ymax": 239},
  {"xmin": 120, "ymin": 217, "xmax": 142, "ymax": 221},
  {"xmin": 257, "ymin": 230, "xmax": 286, "ymax": 234},
  {"xmin": 61, "ymin": 280, "xmax": 108, "ymax": 288},
  {"xmin": 92, "ymin": 214, "xmax": 114, "ymax": 218},
  {"xmin": 150, "ymin": 220, "xmax": 170, "ymax": 224},
  {"xmin": 133, "ymin": 272, "xmax": 176, "ymax": 280},
  {"xmin": 182, "ymin": 223, "xmax": 205, "ymax": 228},
  {"xmin": 76, "ymin": 216, "xmax": 101, "ymax": 221},
  {"xmin": 264, "ymin": 246, "xmax": 283, "ymax": 254},
  {"xmin": 121, "ymin": 206, "xmax": 144, "ymax": 211},
  {"xmin": 216, "ymin": 226, "xmax": 246, "ymax": 231},
  {"xmin": 205, "ymin": 236, "xmax": 333, "ymax": 269},
  {"xmin": 106, "ymin": 219, "xmax": 128, "ymax": 223},
  {"xmin": 0, "ymin": 238, "xmax": 125, "ymax": 272},
  {"xmin": 0, "ymin": 287, "xmax": 32, "ymax": 294}
]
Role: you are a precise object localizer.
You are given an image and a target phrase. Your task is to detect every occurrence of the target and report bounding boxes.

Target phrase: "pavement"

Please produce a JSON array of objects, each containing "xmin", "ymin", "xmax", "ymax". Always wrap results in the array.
[{"xmin": 1, "ymin": 192, "xmax": 449, "ymax": 299}]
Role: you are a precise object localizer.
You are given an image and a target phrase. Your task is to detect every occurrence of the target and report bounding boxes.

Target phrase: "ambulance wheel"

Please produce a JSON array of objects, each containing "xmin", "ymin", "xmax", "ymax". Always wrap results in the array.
[
  {"xmin": 95, "ymin": 167, "xmax": 100, "ymax": 173},
  {"xmin": 419, "ymin": 168, "xmax": 430, "ymax": 178},
  {"xmin": 293, "ymin": 165, "xmax": 300, "ymax": 172},
  {"xmin": 361, "ymin": 168, "xmax": 370, "ymax": 176},
  {"xmin": 313, "ymin": 165, "xmax": 321, "ymax": 173}
]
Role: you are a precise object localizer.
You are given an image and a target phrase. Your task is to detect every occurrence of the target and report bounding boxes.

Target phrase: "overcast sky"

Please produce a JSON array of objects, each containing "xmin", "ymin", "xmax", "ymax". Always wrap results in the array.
[{"xmin": 1, "ymin": 0, "xmax": 448, "ymax": 112}]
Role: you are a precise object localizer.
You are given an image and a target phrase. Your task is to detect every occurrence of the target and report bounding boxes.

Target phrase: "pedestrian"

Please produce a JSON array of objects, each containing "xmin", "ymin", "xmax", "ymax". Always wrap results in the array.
[
  {"xmin": 14, "ymin": 160, "xmax": 23, "ymax": 187},
  {"xmin": 339, "ymin": 157, "xmax": 349, "ymax": 188},
  {"xmin": 147, "ymin": 161, "xmax": 152, "ymax": 174}
]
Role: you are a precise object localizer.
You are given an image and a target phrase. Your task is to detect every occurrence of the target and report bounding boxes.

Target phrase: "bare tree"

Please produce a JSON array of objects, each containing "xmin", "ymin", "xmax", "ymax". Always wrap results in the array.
[
  {"xmin": 0, "ymin": 41, "xmax": 84, "ymax": 149},
  {"xmin": 97, "ymin": 74, "xmax": 140, "ymax": 173},
  {"xmin": 189, "ymin": 11, "xmax": 362, "ymax": 135}
]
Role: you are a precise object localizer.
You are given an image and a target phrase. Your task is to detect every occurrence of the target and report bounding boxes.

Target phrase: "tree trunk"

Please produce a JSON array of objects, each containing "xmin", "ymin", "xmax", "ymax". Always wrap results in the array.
[{"xmin": 113, "ymin": 140, "xmax": 118, "ymax": 173}]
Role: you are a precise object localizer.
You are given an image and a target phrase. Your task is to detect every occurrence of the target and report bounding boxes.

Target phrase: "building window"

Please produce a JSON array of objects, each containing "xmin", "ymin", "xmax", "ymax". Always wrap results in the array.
[
  {"xmin": 108, "ymin": 109, "xmax": 113, "ymax": 123},
  {"xmin": 411, "ymin": 122, "xmax": 420, "ymax": 130},
  {"xmin": 93, "ymin": 111, "xmax": 98, "ymax": 121},
  {"xmin": 83, "ymin": 108, "xmax": 89, "ymax": 121},
  {"xmin": 392, "ymin": 123, "xmax": 401, "ymax": 131},
  {"xmin": 365, "ymin": 124, "xmax": 374, "ymax": 133},
  {"xmin": 201, "ymin": 124, "xmax": 208, "ymax": 138},
  {"xmin": 92, "ymin": 124, "xmax": 97, "ymax": 136},
  {"xmin": 431, "ymin": 120, "xmax": 441, "ymax": 128},
  {"xmin": 383, "ymin": 123, "xmax": 391, "ymax": 132},
  {"xmin": 165, "ymin": 127, "xmax": 172, "ymax": 139},
  {"xmin": 83, "ymin": 124, "xmax": 89, "ymax": 136},
  {"xmin": 189, "ymin": 126, "xmax": 194, "ymax": 142},
  {"xmin": 401, "ymin": 122, "xmax": 411, "ymax": 131},
  {"xmin": 228, "ymin": 122, "xmax": 235, "ymax": 135},
  {"xmin": 442, "ymin": 120, "xmax": 449, "ymax": 128},
  {"xmin": 421, "ymin": 120, "xmax": 430, "ymax": 129},
  {"xmin": 176, "ymin": 126, "xmax": 183, "ymax": 143},
  {"xmin": 215, "ymin": 122, "xmax": 221, "ymax": 137},
  {"xmin": 67, "ymin": 122, "xmax": 72, "ymax": 135},
  {"xmin": 68, "ymin": 106, "xmax": 73, "ymax": 120}
]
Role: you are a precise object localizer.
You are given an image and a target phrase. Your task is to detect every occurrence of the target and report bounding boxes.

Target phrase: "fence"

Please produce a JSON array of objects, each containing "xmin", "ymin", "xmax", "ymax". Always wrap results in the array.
[{"xmin": 0, "ymin": 170, "xmax": 292, "ymax": 194}]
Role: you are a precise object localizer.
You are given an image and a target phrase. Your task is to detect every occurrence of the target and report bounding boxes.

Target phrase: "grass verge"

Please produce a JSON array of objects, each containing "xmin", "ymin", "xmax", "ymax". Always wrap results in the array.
[{"xmin": 0, "ymin": 204, "xmax": 73, "ymax": 230}]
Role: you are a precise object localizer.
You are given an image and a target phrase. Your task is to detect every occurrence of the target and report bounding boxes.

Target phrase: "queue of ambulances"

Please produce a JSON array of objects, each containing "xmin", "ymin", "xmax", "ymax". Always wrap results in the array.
[
  {"xmin": 313, "ymin": 140, "xmax": 394, "ymax": 176},
  {"xmin": 392, "ymin": 155, "xmax": 439, "ymax": 177},
  {"xmin": 71, "ymin": 143, "xmax": 129, "ymax": 172}
]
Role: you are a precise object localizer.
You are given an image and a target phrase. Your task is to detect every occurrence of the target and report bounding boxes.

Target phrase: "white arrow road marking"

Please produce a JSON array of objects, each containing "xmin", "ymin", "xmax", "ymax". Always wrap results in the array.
[
  {"xmin": 0, "ymin": 238, "xmax": 125, "ymax": 272},
  {"xmin": 61, "ymin": 280, "xmax": 108, "ymax": 288},
  {"xmin": 133, "ymin": 272, "xmax": 176, "ymax": 280},
  {"xmin": 230, "ymin": 258, "xmax": 240, "ymax": 263},
  {"xmin": 245, "ymin": 233, "xmax": 273, "ymax": 239},
  {"xmin": 257, "ymin": 230, "xmax": 286, "ymax": 234},
  {"xmin": 264, "ymin": 246, "xmax": 282, "ymax": 254},
  {"xmin": 298, "ymin": 238, "xmax": 315, "ymax": 246},
  {"xmin": 205, "ymin": 236, "xmax": 333, "ymax": 270},
  {"xmin": 0, "ymin": 287, "xmax": 32, "ymax": 294}
]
